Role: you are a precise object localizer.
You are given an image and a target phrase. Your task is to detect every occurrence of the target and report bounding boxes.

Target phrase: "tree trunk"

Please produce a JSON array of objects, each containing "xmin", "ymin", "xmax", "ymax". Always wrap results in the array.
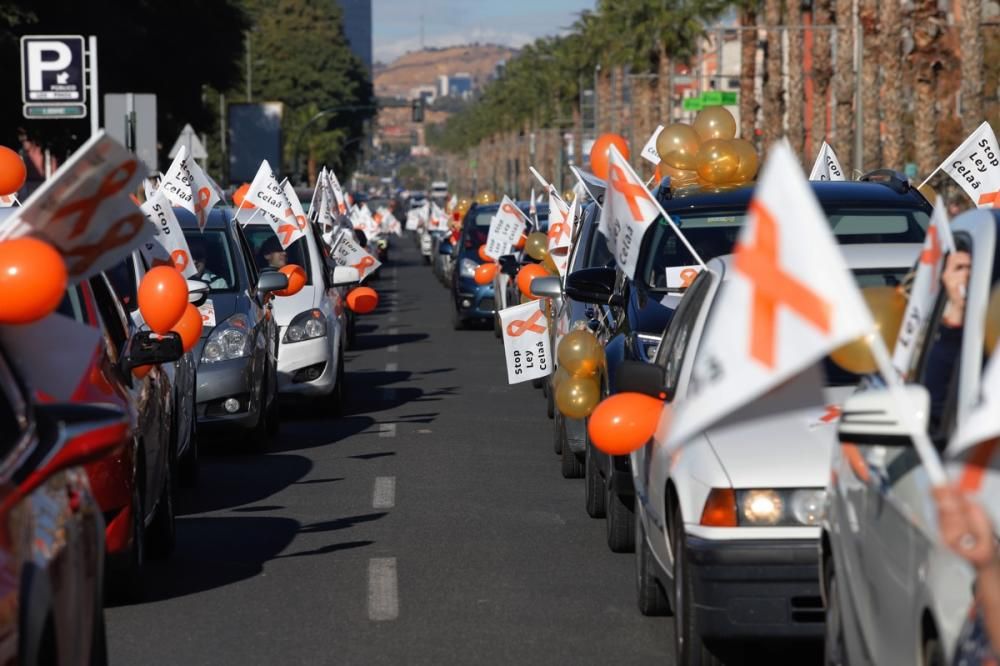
[
  {"xmin": 597, "ymin": 68, "xmax": 612, "ymax": 133},
  {"xmin": 959, "ymin": 0, "xmax": 983, "ymax": 132},
  {"xmin": 786, "ymin": 0, "xmax": 805, "ymax": 158},
  {"xmin": 739, "ymin": 7, "xmax": 759, "ymax": 142},
  {"xmin": 909, "ymin": 0, "xmax": 949, "ymax": 174},
  {"xmin": 859, "ymin": 0, "xmax": 881, "ymax": 171},
  {"xmin": 833, "ymin": 0, "xmax": 855, "ymax": 169},
  {"xmin": 572, "ymin": 103, "xmax": 582, "ymax": 174},
  {"xmin": 657, "ymin": 49, "xmax": 673, "ymax": 125},
  {"xmin": 879, "ymin": 0, "xmax": 904, "ymax": 168},
  {"xmin": 762, "ymin": 0, "xmax": 785, "ymax": 148},
  {"xmin": 811, "ymin": 0, "xmax": 833, "ymax": 157}
]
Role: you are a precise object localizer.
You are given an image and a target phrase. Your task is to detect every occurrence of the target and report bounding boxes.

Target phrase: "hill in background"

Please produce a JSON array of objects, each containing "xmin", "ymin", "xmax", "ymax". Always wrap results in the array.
[{"xmin": 374, "ymin": 44, "xmax": 517, "ymax": 99}]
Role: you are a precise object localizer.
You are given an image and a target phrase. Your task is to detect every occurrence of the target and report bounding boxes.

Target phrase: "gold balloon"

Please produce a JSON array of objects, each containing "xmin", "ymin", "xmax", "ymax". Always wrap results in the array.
[
  {"xmin": 692, "ymin": 107, "xmax": 737, "ymax": 141},
  {"xmin": 729, "ymin": 138, "xmax": 760, "ymax": 183},
  {"xmin": 476, "ymin": 191, "xmax": 496, "ymax": 205},
  {"xmin": 659, "ymin": 161, "xmax": 700, "ymax": 187},
  {"xmin": 555, "ymin": 375, "xmax": 601, "ymax": 419},
  {"xmin": 562, "ymin": 190, "xmax": 574, "ymax": 203},
  {"xmin": 558, "ymin": 329, "xmax": 604, "ymax": 377},
  {"xmin": 525, "ymin": 231, "xmax": 549, "ymax": 261},
  {"xmin": 830, "ymin": 286, "xmax": 907, "ymax": 374},
  {"xmin": 986, "ymin": 284, "xmax": 1000, "ymax": 354},
  {"xmin": 656, "ymin": 124, "xmax": 701, "ymax": 171},
  {"xmin": 695, "ymin": 139, "xmax": 740, "ymax": 184},
  {"xmin": 552, "ymin": 366, "xmax": 571, "ymax": 391},
  {"xmin": 457, "ymin": 197, "xmax": 471, "ymax": 214}
]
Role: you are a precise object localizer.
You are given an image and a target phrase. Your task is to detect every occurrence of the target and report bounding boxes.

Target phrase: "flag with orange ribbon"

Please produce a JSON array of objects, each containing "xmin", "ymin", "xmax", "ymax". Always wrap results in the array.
[
  {"xmin": 0, "ymin": 132, "xmax": 152, "ymax": 282},
  {"xmin": 665, "ymin": 141, "xmax": 875, "ymax": 449},
  {"xmin": 329, "ymin": 228, "xmax": 381, "ymax": 280},
  {"xmin": 484, "ymin": 195, "xmax": 528, "ymax": 260},
  {"xmin": 280, "ymin": 181, "xmax": 310, "ymax": 245},
  {"xmin": 937, "ymin": 122, "xmax": 1000, "ymax": 209},
  {"xmin": 243, "ymin": 162, "xmax": 304, "ymax": 250},
  {"xmin": 139, "ymin": 190, "xmax": 196, "ymax": 277},
  {"xmin": 547, "ymin": 188, "xmax": 574, "ymax": 275},
  {"xmin": 598, "ymin": 144, "xmax": 660, "ymax": 280},
  {"xmin": 498, "ymin": 299, "xmax": 552, "ymax": 384},
  {"xmin": 327, "ymin": 167, "xmax": 349, "ymax": 216},
  {"xmin": 160, "ymin": 145, "xmax": 219, "ymax": 230}
]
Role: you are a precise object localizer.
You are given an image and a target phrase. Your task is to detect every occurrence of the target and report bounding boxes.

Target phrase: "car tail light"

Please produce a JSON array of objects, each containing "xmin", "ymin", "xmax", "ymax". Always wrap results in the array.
[{"xmin": 699, "ymin": 488, "xmax": 738, "ymax": 527}]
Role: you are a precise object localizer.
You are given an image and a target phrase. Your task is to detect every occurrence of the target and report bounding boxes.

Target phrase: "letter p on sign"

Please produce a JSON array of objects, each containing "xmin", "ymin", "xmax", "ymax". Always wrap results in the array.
[{"xmin": 27, "ymin": 42, "xmax": 71, "ymax": 91}]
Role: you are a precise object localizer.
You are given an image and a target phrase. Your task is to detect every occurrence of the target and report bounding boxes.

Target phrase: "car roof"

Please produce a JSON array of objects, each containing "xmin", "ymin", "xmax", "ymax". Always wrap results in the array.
[
  {"xmin": 176, "ymin": 206, "xmax": 235, "ymax": 230},
  {"xmin": 659, "ymin": 180, "xmax": 932, "ymax": 213},
  {"xmin": 468, "ymin": 202, "xmax": 551, "ymax": 215},
  {"xmin": 711, "ymin": 242, "xmax": 922, "ymax": 278}
]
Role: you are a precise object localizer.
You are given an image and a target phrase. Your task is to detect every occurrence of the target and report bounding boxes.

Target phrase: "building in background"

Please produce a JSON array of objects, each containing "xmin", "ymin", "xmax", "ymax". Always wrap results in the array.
[{"xmin": 336, "ymin": 0, "xmax": 372, "ymax": 74}]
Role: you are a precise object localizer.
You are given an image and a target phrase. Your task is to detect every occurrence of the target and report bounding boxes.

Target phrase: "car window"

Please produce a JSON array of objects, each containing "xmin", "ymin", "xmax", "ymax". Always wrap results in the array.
[
  {"xmin": 104, "ymin": 255, "xmax": 139, "ymax": 312},
  {"xmin": 89, "ymin": 274, "xmax": 130, "ymax": 360},
  {"xmin": 655, "ymin": 271, "xmax": 712, "ymax": 396},
  {"xmin": 183, "ymin": 229, "xmax": 236, "ymax": 292},
  {"xmin": 243, "ymin": 225, "xmax": 313, "ymax": 283},
  {"xmin": 234, "ymin": 224, "xmax": 259, "ymax": 289}
]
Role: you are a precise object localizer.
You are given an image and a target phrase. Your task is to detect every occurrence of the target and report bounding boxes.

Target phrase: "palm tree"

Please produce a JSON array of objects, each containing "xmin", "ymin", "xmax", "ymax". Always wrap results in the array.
[
  {"xmin": 811, "ymin": 0, "xmax": 833, "ymax": 158},
  {"xmin": 762, "ymin": 0, "xmax": 785, "ymax": 148},
  {"xmin": 786, "ymin": 0, "xmax": 805, "ymax": 158},
  {"xmin": 833, "ymin": 0, "xmax": 854, "ymax": 169},
  {"xmin": 879, "ymin": 0, "xmax": 904, "ymax": 169},
  {"xmin": 908, "ymin": 0, "xmax": 952, "ymax": 174},
  {"xmin": 737, "ymin": 1, "xmax": 760, "ymax": 140},
  {"xmin": 960, "ymin": 0, "xmax": 984, "ymax": 132},
  {"xmin": 859, "ymin": 0, "xmax": 881, "ymax": 170}
]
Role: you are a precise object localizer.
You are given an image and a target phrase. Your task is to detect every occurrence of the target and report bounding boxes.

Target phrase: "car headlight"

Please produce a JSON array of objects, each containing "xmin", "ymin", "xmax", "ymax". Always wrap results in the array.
[
  {"xmin": 285, "ymin": 309, "xmax": 327, "ymax": 343},
  {"xmin": 201, "ymin": 314, "xmax": 252, "ymax": 363},
  {"xmin": 734, "ymin": 488, "xmax": 827, "ymax": 526},
  {"xmin": 459, "ymin": 258, "xmax": 479, "ymax": 278}
]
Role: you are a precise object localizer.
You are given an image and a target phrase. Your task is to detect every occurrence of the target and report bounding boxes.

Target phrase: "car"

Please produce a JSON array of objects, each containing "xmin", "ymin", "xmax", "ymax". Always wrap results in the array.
[
  {"xmin": 242, "ymin": 220, "xmax": 360, "ymax": 409},
  {"xmin": 59, "ymin": 275, "xmax": 184, "ymax": 601},
  {"xmin": 179, "ymin": 208, "xmax": 288, "ymax": 448},
  {"xmin": 565, "ymin": 174, "xmax": 934, "ymax": 553},
  {"xmin": 821, "ymin": 208, "xmax": 1000, "ymax": 666},
  {"xmin": 0, "ymin": 350, "xmax": 130, "ymax": 666},
  {"xmin": 626, "ymin": 244, "xmax": 919, "ymax": 664}
]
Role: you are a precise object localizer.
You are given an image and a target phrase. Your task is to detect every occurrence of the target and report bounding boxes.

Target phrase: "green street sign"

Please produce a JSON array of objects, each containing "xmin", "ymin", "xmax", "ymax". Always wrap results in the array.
[
  {"xmin": 682, "ymin": 97, "xmax": 703, "ymax": 112},
  {"xmin": 721, "ymin": 91, "xmax": 738, "ymax": 105},
  {"xmin": 701, "ymin": 91, "xmax": 723, "ymax": 106},
  {"xmin": 23, "ymin": 104, "xmax": 87, "ymax": 118}
]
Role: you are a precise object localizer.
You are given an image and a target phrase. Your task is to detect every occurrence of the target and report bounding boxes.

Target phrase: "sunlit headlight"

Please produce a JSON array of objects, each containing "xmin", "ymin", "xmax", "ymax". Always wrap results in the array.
[
  {"xmin": 459, "ymin": 258, "xmax": 479, "ymax": 278},
  {"xmin": 790, "ymin": 489, "xmax": 826, "ymax": 526},
  {"xmin": 285, "ymin": 309, "xmax": 327, "ymax": 343},
  {"xmin": 201, "ymin": 314, "xmax": 251, "ymax": 363},
  {"xmin": 740, "ymin": 489, "xmax": 784, "ymax": 526},
  {"xmin": 735, "ymin": 488, "xmax": 827, "ymax": 526}
]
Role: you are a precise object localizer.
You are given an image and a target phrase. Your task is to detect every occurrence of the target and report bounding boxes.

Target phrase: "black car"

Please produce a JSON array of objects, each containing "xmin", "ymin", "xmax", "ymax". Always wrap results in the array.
[{"xmin": 564, "ymin": 172, "xmax": 933, "ymax": 552}]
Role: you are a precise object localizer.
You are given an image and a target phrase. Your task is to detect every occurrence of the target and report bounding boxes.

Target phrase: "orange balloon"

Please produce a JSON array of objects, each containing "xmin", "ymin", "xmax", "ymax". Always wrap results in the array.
[
  {"xmin": 0, "ymin": 237, "xmax": 68, "ymax": 324},
  {"xmin": 347, "ymin": 286, "xmax": 379, "ymax": 314},
  {"xmin": 474, "ymin": 262, "xmax": 498, "ymax": 285},
  {"xmin": 233, "ymin": 183, "xmax": 255, "ymax": 208},
  {"xmin": 0, "ymin": 146, "xmax": 27, "ymax": 196},
  {"xmin": 590, "ymin": 133, "xmax": 630, "ymax": 180},
  {"xmin": 132, "ymin": 365, "xmax": 153, "ymax": 379},
  {"xmin": 171, "ymin": 303, "xmax": 203, "ymax": 353},
  {"xmin": 138, "ymin": 266, "xmax": 188, "ymax": 334},
  {"xmin": 514, "ymin": 234, "xmax": 527, "ymax": 251},
  {"xmin": 588, "ymin": 393, "xmax": 669, "ymax": 456},
  {"xmin": 516, "ymin": 263, "xmax": 549, "ymax": 298},
  {"xmin": 477, "ymin": 245, "xmax": 493, "ymax": 262},
  {"xmin": 275, "ymin": 264, "xmax": 306, "ymax": 297}
]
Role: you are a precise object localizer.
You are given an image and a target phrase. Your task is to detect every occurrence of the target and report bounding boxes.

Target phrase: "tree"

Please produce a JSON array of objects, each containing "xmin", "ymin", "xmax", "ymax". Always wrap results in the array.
[
  {"xmin": 879, "ymin": 0, "xmax": 904, "ymax": 168},
  {"xmin": 908, "ymin": 0, "xmax": 955, "ymax": 174},
  {"xmin": 959, "ymin": 0, "xmax": 984, "ymax": 133},
  {"xmin": 811, "ymin": 0, "xmax": 834, "ymax": 158},
  {"xmin": 833, "ymin": 0, "xmax": 855, "ymax": 169},
  {"xmin": 786, "ymin": 0, "xmax": 805, "ymax": 158},
  {"xmin": 859, "ymin": 0, "xmax": 881, "ymax": 170},
  {"xmin": 737, "ymin": 1, "xmax": 760, "ymax": 140},
  {"xmin": 762, "ymin": 0, "xmax": 785, "ymax": 148}
]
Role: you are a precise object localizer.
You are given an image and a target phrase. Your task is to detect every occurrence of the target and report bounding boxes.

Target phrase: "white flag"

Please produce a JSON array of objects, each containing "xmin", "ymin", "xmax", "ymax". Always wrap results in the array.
[
  {"xmin": 429, "ymin": 202, "xmax": 447, "ymax": 231},
  {"xmin": 246, "ymin": 160, "xmax": 292, "ymax": 224},
  {"xmin": 160, "ymin": 145, "xmax": 219, "ymax": 230},
  {"xmin": 547, "ymin": 187, "xmax": 574, "ymax": 275},
  {"xmin": 328, "ymin": 168, "xmax": 348, "ymax": 215},
  {"xmin": 330, "ymin": 229, "xmax": 381, "ymax": 279},
  {"xmin": 950, "ymin": 350, "xmax": 1000, "ymax": 456},
  {"xmin": 498, "ymin": 300, "xmax": 553, "ymax": 384},
  {"xmin": 598, "ymin": 144, "xmax": 660, "ymax": 280},
  {"xmin": 280, "ymin": 180, "xmax": 310, "ymax": 244},
  {"xmin": 139, "ymin": 191, "xmax": 197, "ymax": 277},
  {"xmin": 891, "ymin": 200, "xmax": 955, "ymax": 377},
  {"xmin": 666, "ymin": 141, "xmax": 875, "ymax": 448},
  {"xmin": 484, "ymin": 195, "xmax": 527, "ymax": 260},
  {"xmin": 0, "ymin": 132, "xmax": 151, "ymax": 282},
  {"xmin": 640, "ymin": 125, "xmax": 665, "ymax": 165},
  {"xmin": 808, "ymin": 141, "xmax": 846, "ymax": 181},
  {"xmin": 938, "ymin": 122, "xmax": 1000, "ymax": 208},
  {"xmin": 0, "ymin": 194, "xmax": 17, "ymax": 208}
]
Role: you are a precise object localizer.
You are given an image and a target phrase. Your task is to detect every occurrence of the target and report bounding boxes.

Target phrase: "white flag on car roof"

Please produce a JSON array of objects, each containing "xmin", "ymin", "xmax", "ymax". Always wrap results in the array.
[
  {"xmin": 139, "ymin": 191, "xmax": 197, "ymax": 277},
  {"xmin": 484, "ymin": 195, "xmax": 528, "ymax": 260},
  {"xmin": 243, "ymin": 162, "xmax": 305, "ymax": 250},
  {"xmin": 665, "ymin": 141, "xmax": 875, "ymax": 449},
  {"xmin": 808, "ymin": 141, "xmax": 846, "ymax": 181},
  {"xmin": 0, "ymin": 131, "xmax": 152, "ymax": 283},
  {"xmin": 598, "ymin": 144, "xmax": 661, "ymax": 280},
  {"xmin": 936, "ymin": 121, "xmax": 1000, "ymax": 209},
  {"xmin": 891, "ymin": 199, "xmax": 955, "ymax": 378},
  {"xmin": 547, "ymin": 187, "xmax": 574, "ymax": 275},
  {"xmin": 160, "ymin": 145, "xmax": 219, "ymax": 230}
]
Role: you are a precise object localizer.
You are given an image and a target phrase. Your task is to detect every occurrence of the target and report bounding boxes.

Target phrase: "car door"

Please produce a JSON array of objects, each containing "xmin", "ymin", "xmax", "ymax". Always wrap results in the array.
[{"xmin": 233, "ymin": 221, "xmax": 276, "ymax": 401}]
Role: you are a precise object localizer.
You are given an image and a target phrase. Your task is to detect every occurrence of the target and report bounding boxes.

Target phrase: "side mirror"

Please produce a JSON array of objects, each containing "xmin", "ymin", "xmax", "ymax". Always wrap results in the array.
[
  {"xmin": 837, "ymin": 385, "xmax": 930, "ymax": 446},
  {"xmin": 531, "ymin": 276, "xmax": 561, "ymax": 299},
  {"xmin": 331, "ymin": 266, "xmax": 361, "ymax": 287},
  {"xmin": 565, "ymin": 267, "xmax": 622, "ymax": 306},
  {"xmin": 616, "ymin": 360, "xmax": 669, "ymax": 400},
  {"xmin": 438, "ymin": 242, "xmax": 454, "ymax": 256},
  {"xmin": 123, "ymin": 331, "xmax": 184, "ymax": 372},
  {"xmin": 498, "ymin": 254, "xmax": 519, "ymax": 277},
  {"xmin": 187, "ymin": 279, "xmax": 209, "ymax": 306},
  {"xmin": 257, "ymin": 271, "xmax": 290, "ymax": 295},
  {"xmin": 28, "ymin": 403, "xmax": 129, "ymax": 490}
]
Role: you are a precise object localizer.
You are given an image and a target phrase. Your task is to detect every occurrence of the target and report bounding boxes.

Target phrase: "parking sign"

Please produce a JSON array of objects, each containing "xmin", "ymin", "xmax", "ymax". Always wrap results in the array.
[{"xmin": 21, "ymin": 35, "xmax": 87, "ymax": 118}]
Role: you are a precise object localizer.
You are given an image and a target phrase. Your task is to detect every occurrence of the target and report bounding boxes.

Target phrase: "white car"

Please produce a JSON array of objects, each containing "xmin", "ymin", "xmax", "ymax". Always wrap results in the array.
[
  {"xmin": 630, "ymin": 244, "xmax": 920, "ymax": 665},
  {"xmin": 822, "ymin": 209, "xmax": 1000, "ymax": 666},
  {"xmin": 242, "ymin": 222, "xmax": 359, "ymax": 408}
]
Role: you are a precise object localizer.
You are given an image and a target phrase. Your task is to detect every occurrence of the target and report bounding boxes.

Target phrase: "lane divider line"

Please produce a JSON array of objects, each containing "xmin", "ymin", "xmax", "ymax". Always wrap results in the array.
[
  {"xmin": 387, "ymin": 345, "xmax": 399, "ymax": 353},
  {"xmin": 372, "ymin": 476, "xmax": 396, "ymax": 509},
  {"xmin": 367, "ymin": 558, "xmax": 399, "ymax": 621},
  {"xmin": 385, "ymin": 362, "xmax": 398, "ymax": 372},
  {"xmin": 379, "ymin": 423, "xmax": 396, "ymax": 438}
]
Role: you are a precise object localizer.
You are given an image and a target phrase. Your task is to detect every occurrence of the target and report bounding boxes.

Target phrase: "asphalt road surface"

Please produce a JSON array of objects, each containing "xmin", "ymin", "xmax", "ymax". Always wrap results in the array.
[{"xmin": 106, "ymin": 236, "xmax": 673, "ymax": 665}]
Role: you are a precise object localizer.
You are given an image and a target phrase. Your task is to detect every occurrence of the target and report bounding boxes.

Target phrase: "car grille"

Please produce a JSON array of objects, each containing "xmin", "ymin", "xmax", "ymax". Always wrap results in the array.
[{"xmin": 478, "ymin": 298, "xmax": 495, "ymax": 312}]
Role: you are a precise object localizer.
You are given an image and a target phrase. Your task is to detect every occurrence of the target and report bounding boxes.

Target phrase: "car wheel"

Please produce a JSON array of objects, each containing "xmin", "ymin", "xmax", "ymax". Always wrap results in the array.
[
  {"xmin": 636, "ymin": 513, "xmax": 670, "ymax": 616},
  {"xmin": 553, "ymin": 412, "xmax": 563, "ymax": 455},
  {"xmin": 177, "ymin": 408, "xmax": 199, "ymax": 488},
  {"xmin": 109, "ymin": 479, "xmax": 145, "ymax": 603},
  {"xmin": 671, "ymin": 504, "xmax": 722, "ymax": 666},
  {"xmin": 824, "ymin": 563, "xmax": 847, "ymax": 666},
  {"xmin": 493, "ymin": 314, "xmax": 501, "ymax": 339},
  {"xmin": 560, "ymin": 427, "xmax": 584, "ymax": 479},
  {"xmin": 423, "ymin": 255, "xmax": 430, "ymax": 265},
  {"xmin": 347, "ymin": 312, "xmax": 357, "ymax": 349},
  {"xmin": 606, "ymin": 482, "xmax": 635, "ymax": 552},
  {"xmin": 265, "ymin": 377, "xmax": 280, "ymax": 437},
  {"xmin": 146, "ymin": 456, "xmax": 176, "ymax": 559},
  {"xmin": 585, "ymin": 445, "xmax": 607, "ymax": 518},
  {"xmin": 923, "ymin": 637, "xmax": 944, "ymax": 666},
  {"xmin": 329, "ymin": 352, "xmax": 345, "ymax": 415},
  {"xmin": 90, "ymin": 607, "xmax": 108, "ymax": 666},
  {"xmin": 546, "ymin": 379, "xmax": 555, "ymax": 419},
  {"xmin": 452, "ymin": 308, "xmax": 465, "ymax": 330},
  {"xmin": 249, "ymin": 397, "xmax": 270, "ymax": 452}
]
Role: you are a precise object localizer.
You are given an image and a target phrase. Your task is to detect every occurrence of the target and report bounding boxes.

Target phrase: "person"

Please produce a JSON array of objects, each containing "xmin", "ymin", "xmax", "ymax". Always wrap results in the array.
[
  {"xmin": 188, "ymin": 236, "xmax": 228, "ymax": 289},
  {"xmin": 935, "ymin": 485, "xmax": 1000, "ymax": 664},
  {"xmin": 259, "ymin": 236, "xmax": 287, "ymax": 271},
  {"xmin": 923, "ymin": 243, "xmax": 971, "ymax": 433}
]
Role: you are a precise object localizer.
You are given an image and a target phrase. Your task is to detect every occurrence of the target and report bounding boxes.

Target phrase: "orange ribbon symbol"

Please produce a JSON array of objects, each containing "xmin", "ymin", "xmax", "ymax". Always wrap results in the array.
[
  {"xmin": 278, "ymin": 224, "xmax": 296, "ymax": 246},
  {"xmin": 978, "ymin": 190, "xmax": 1000, "ymax": 207},
  {"xmin": 63, "ymin": 212, "xmax": 147, "ymax": 275},
  {"xmin": 608, "ymin": 164, "xmax": 654, "ymax": 221},
  {"xmin": 919, "ymin": 226, "xmax": 942, "ymax": 281},
  {"xmin": 548, "ymin": 223, "xmax": 570, "ymax": 244},
  {"xmin": 680, "ymin": 268, "xmax": 699, "ymax": 287},
  {"xmin": 295, "ymin": 214, "xmax": 307, "ymax": 231},
  {"xmin": 502, "ymin": 203, "xmax": 521, "ymax": 218},
  {"xmin": 52, "ymin": 160, "xmax": 138, "ymax": 240},
  {"xmin": 172, "ymin": 249, "xmax": 190, "ymax": 272},
  {"xmin": 506, "ymin": 310, "xmax": 546, "ymax": 337},
  {"xmin": 353, "ymin": 256, "xmax": 376, "ymax": 272}
]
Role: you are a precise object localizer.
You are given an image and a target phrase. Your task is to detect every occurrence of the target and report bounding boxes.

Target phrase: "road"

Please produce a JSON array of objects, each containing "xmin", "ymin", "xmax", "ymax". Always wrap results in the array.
[{"xmin": 106, "ymin": 236, "xmax": 672, "ymax": 665}]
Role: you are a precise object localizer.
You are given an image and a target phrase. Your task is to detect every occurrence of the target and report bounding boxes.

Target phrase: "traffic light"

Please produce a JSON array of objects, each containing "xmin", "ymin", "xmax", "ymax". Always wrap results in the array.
[{"xmin": 411, "ymin": 99, "xmax": 424, "ymax": 123}]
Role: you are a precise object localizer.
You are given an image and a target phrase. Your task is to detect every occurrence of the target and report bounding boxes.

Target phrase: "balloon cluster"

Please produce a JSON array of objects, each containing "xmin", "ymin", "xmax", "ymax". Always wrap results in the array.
[
  {"xmin": 656, "ymin": 107, "xmax": 759, "ymax": 188},
  {"xmin": 553, "ymin": 330, "xmax": 606, "ymax": 419}
]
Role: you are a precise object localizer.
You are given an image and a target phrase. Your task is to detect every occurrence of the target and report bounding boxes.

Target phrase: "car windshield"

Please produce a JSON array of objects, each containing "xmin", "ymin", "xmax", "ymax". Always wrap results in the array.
[
  {"xmin": 182, "ymin": 229, "xmax": 237, "ymax": 292},
  {"xmin": 468, "ymin": 209, "xmax": 548, "ymax": 246},
  {"xmin": 640, "ymin": 205, "xmax": 930, "ymax": 292},
  {"xmin": 243, "ymin": 225, "xmax": 313, "ymax": 283},
  {"xmin": 104, "ymin": 255, "xmax": 139, "ymax": 312}
]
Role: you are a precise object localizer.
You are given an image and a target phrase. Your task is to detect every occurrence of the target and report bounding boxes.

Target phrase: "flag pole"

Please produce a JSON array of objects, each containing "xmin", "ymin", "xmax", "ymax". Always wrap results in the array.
[
  {"xmin": 918, "ymin": 168, "xmax": 940, "ymax": 191},
  {"xmin": 649, "ymin": 197, "xmax": 707, "ymax": 270},
  {"xmin": 569, "ymin": 166, "xmax": 603, "ymax": 211}
]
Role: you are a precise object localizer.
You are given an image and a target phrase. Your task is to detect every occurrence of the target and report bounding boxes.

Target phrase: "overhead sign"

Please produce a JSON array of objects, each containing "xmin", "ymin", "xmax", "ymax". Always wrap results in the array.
[
  {"xmin": 169, "ymin": 123, "xmax": 207, "ymax": 161},
  {"xmin": 21, "ymin": 35, "xmax": 87, "ymax": 119}
]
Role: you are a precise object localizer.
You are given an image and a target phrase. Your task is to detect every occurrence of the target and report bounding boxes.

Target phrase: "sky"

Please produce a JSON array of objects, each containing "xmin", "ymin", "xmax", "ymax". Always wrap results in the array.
[{"xmin": 372, "ymin": 0, "xmax": 596, "ymax": 64}]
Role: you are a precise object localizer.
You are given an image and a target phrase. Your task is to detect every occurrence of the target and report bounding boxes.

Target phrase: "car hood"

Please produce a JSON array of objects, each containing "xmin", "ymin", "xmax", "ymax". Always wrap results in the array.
[
  {"xmin": 703, "ymin": 371, "xmax": 854, "ymax": 489},
  {"xmin": 201, "ymin": 292, "xmax": 243, "ymax": 337},
  {"xmin": 269, "ymin": 285, "xmax": 320, "ymax": 327}
]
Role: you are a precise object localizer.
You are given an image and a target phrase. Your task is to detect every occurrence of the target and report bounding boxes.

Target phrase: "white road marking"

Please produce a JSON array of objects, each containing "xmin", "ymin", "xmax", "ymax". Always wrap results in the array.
[
  {"xmin": 385, "ymin": 362, "xmax": 398, "ymax": 372},
  {"xmin": 367, "ymin": 558, "xmax": 399, "ymax": 621},
  {"xmin": 388, "ymin": 315, "xmax": 398, "ymax": 323},
  {"xmin": 387, "ymin": 345, "xmax": 399, "ymax": 353},
  {"xmin": 372, "ymin": 476, "xmax": 396, "ymax": 509},
  {"xmin": 379, "ymin": 423, "xmax": 396, "ymax": 438},
  {"xmin": 389, "ymin": 327, "xmax": 399, "ymax": 335}
]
